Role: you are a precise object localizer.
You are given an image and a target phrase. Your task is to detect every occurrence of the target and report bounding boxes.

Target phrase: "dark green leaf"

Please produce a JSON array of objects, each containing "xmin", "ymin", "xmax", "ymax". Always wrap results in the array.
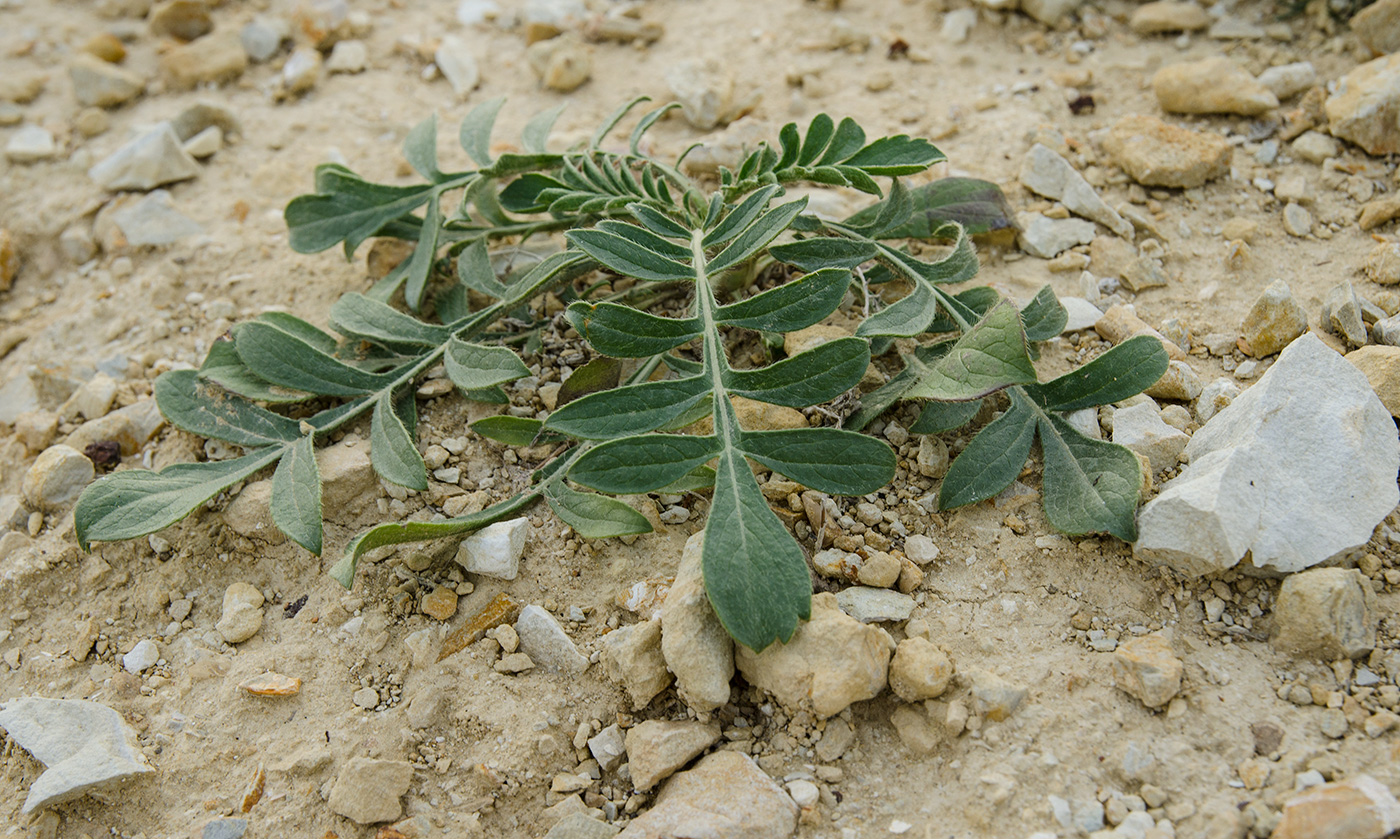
[
  {"xmin": 769, "ymin": 237, "xmax": 877, "ymax": 271},
  {"xmin": 403, "ymin": 191, "xmax": 442, "ymax": 312},
  {"xmin": 742, "ymin": 428, "xmax": 894, "ymax": 495},
  {"xmin": 703, "ymin": 185, "xmax": 780, "ymax": 248},
  {"xmin": 568, "ymin": 229, "xmax": 694, "ymax": 282},
  {"xmin": 499, "ymin": 173, "xmax": 566, "ymax": 213},
  {"xmin": 522, "ymin": 102, "xmax": 567, "ymax": 154},
  {"xmin": 938, "ymin": 400, "xmax": 1037, "ymax": 509},
  {"xmin": 926, "ymin": 287, "xmax": 1001, "ymax": 334},
  {"xmin": 284, "ymin": 164, "xmax": 435, "ymax": 255},
  {"xmin": 403, "ymin": 114, "xmax": 441, "ymax": 181},
  {"xmin": 459, "ymin": 96, "xmax": 505, "ymax": 167},
  {"xmin": 629, "ymin": 203, "xmax": 691, "ymax": 240},
  {"xmin": 654, "ymin": 464, "xmax": 716, "ymax": 493},
  {"xmin": 904, "ymin": 303, "xmax": 1038, "ymax": 400},
  {"xmin": 237, "ymin": 321, "xmax": 391, "ymax": 397},
  {"xmin": 371, "ymin": 391, "xmax": 426, "ymax": 490},
  {"xmin": 471, "ymin": 415, "xmax": 553, "ymax": 446},
  {"xmin": 725, "ymin": 338, "xmax": 868, "ymax": 408},
  {"xmin": 596, "ymin": 220, "xmax": 693, "ymax": 261},
  {"xmin": 271, "ymin": 435, "xmax": 323, "ymax": 554},
  {"xmin": 1025, "ymin": 335, "xmax": 1170, "ymax": 413},
  {"xmin": 566, "ymin": 301, "xmax": 703, "ymax": 358},
  {"xmin": 1038, "ymin": 412, "xmax": 1143, "ymax": 541},
  {"xmin": 444, "ymin": 338, "xmax": 531, "ymax": 392},
  {"xmin": 815, "ymin": 117, "xmax": 866, "ymax": 166},
  {"xmin": 842, "ymin": 135, "xmax": 947, "ymax": 176},
  {"xmin": 544, "ymin": 483, "xmax": 653, "ymax": 539},
  {"xmin": 329, "ymin": 293, "xmax": 451, "ymax": 349},
  {"xmin": 569, "ymin": 434, "xmax": 721, "ymax": 494},
  {"xmin": 775, "ymin": 122, "xmax": 800, "ymax": 170},
  {"xmin": 707, "ymin": 198, "xmax": 809, "ymax": 273},
  {"xmin": 910, "ymin": 399, "xmax": 981, "ymax": 434},
  {"xmin": 716, "ymin": 268, "xmax": 850, "ymax": 333},
  {"xmin": 848, "ymin": 177, "xmax": 914, "ymax": 238},
  {"xmin": 546, "ymin": 376, "xmax": 711, "ymax": 439},
  {"xmin": 1020, "ymin": 285, "xmax": 1068, "ymax": 343},
  {"xmin": 859, "ymin": 178, "xmax": 1016, "ymax": 239},
  {"xmin": 855, "ymin": 283, "xmax": 940, "ymax": 339},
  {"xmin": 75, "ymin": 450, "xmax": 281, "ymax": 550},
  {"xmin": 702, "ymin": 448, "xmax": 811, "ymax": 651},
  {"xmin": 155, "ymin": 370, "xmax": 301, "ymax": 447},
  {"xmin": 798, "ymin": 113, "xmax": 836, "ymax": 166},
  {"xmin": 556, "ymin": 356, "xmax": 623, "ymax": 407}
]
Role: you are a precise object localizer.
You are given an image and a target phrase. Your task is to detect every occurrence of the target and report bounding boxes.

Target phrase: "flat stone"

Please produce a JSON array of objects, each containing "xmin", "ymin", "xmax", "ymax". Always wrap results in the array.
[
  {"xmin": 326, "ymin": 757, "xmax": 413, "ymax": 825},
  {"xmin": 1020, "ymin": 144, "xmax": 1133, "ymax": 238},
  {"xmin": 1112, "ymin": 634, "xmax": 1183, "ymax": 708},
  {"xmin": 435, "ymin": 35, "xmax": 479, "ymax": 98},
  {"xmin": 110, "ymin": 190, "xmax": 201, "ymax": 246},
  {"xmin": 183, "ymin": 125, "xmax": 221, "ymax": 158},
  {"xmin": 1130, "ymin": 1, "xmax": 1209, "ymax": 34},
  {"xmin": 89, "ymin": 123, "xmax": 200, "ymax": 191},
  {"xmin": 1239, "ymin": 279, "xmax": 1308, "ymax": 358},
  {"xmin": 1145, "ymin": 360, "xmax": 1203, "ymax": 402},
  {"xmin": 1103, "ymin": 115, "xmax": 1232, "ymax": 188},
  {"xmin": 666, "ymin": 57, "xmax": 760, "ymax": 131},
  {"xmin": 1017, "ymin": 212, "xmax": 1097, "ymax": 259},
  {"xmin": 1153, "ymin": 57, "xmax": 1277, "ymax": 115},
  {"xmin": 1095, "ymin": 304, "xmax": 1187, "ymax": 361},
  {"xmin": 161, "ymin": 32, "xmax": 248, "ymax": 88},
  {"xmin": 1292, "ymin": 130, "xmax": 1339, "ymax": 164},
  {"xmin": 1283, "ymin": 203, "xmax": 1313, "ymax": 237},
  {"xmin": 6, "ymin": 124, "xmax": 56, "ymax": 163},
  {"xmin": 1207, "ymin": 17, "xmax": 1266, "ymax": 39},
  {"xmin": 1273, "ymin": 568, "xmax": 1376, "ymax": 659},
  {"xmin": 1112, "ymin": 402, "xmax": 1188, "ymax": 473},
  {"xmin": 903, "ymin": 534, "xmax": 940, "ymax": 565},
  {"xmin": 0, "ymin": 697, "xmax": 153, "ymax": 813},
  {"xmin": 216, "ymin": 582, "xmax": 264, "ymax": 644},
  {"xmin": 1060, "ymin": 296, "xmax": 1103, "ymax": 332},
  {"xmin": 1135, "ymin": 335, "xmax": 1399, "ymax": 576},
  {"xmin": 200, "ymin": 818, "xmax": 248, "ymax": 839},
  {"xmin": 625, "ymin": 720, "xmax": 722, "ymax": 791},
  {"xmin": 888, "ymin": 637, "xmax": 953, "ymax": 702},
  {"xmin": 890, "ymin": 704, "xmax": 941, "ymax": 753},
  {"xmin": 148, "ymin": 0, "xmax": 212, "ymax": 41},
  {"xmin": 616, "ymin": 752, "xmax": 797, "ymax": 839},
  {"xmin": 1272, "ymin": 775, "xmax": 1400, "ymax": 839},
  {"xmin": 420, "ymin": 587, "xmax": 458, "ymax": 621},
  {"xmin": 735, "ymin": 592, "xmax": 892, "ymax": 719},
  {"xmin": 515, "ymin": 605, "xmax": 588, "ymax": 674},
  {"xmin": 0, "ymin": 70, "xmax": 47, "ymax": 103},
  {"xmin": 69, "ymin": 53, "xmax": 144, "ymax": 107},
  {"xmin": 1258, "ymin": 62, "xmax": 1318, "ymax": 100},
  {"xmin": 834, "ymin": 586, "xmax": 915, "ymax": 623},
  {"xmin": 660, "ymin": 533, "xmax": 735, "ymax": 713},
  {"xmin": 587, "ymin": 724, "xmax": 627, "ymax": 773},
  {"xmin": 454, "ymin": 517, "xmax": 528, "ymax": 579},
  {"xmin": 546, "ymin": 813, "xmax": 619, "ymax": 839},
  {"xmin": 1327, "ymin": 54, "xmax": 1400, "ymax": 155},
  {"xmin": 600, "ymin": 618, "xmax": 672, "ymax": 710},
  {"xmin": 1353, "ymin": 0, "xmax": 1400, "ymax": 56},
  {"xmin": 967, "ymin": 668, "xmax": 1027, "ymax": 721},
  {"xmin": 1324, "ymin": 282, "xmax": 1369, "ymax": 349},
  {"xmin": 326, "ymin": 39, "xmax": 366, "ymax": 73},
  {"xmin": 22, "ymin": 445, "xmax": 94, "ymax": 511}
]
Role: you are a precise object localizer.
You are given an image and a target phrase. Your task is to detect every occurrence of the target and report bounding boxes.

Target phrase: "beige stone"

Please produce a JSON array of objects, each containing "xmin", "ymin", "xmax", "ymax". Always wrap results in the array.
[
  {"xmin": 660, "ymin": 534, "xmax": 734, "ymax": 713},
  {"xmin": 1130, "ymin": 1, "xmax": 1209, "ymax": 34},
  {"xmin": 617, "ymin": 752, "xmax": 797, "ymax": 839},
  {"xmin": 1353, "ymin": 0, "xmax": 1400, "ymax": 56},
  {"xmin": 1239, "ymin": 279, "xmax": 1308, "ymax": 358},
  {"xmin": 1347, "ymin": 346, "xmax": 1400, "ymax": 417},
  {"xmin": 327, "ymin": 758, "xmax": 413, "ymax": 825},
  {"xmin": 888, "ymin": 637, "xmax": 953, "ymax": 702},
  {"xmin": 1272, "ymin": 775, "xmax": 1400, "ymax": 839},
  {"xmin": 624, "ymin": 720, "xmax": 721, "ymax": 790},
  {"xmin": 1111, "ymin": 634, "xmax": 1183, "ymax": 708},
  {"xmin": 161, "ymin": 32, "xmax": 248, "ymax": 89},
  {"xmin": 1104, "ymin": 115, "xmax": 1232, "ymax": 189},
  {"xmin": 1272, "ymin": 568, "xmax": 1377, "ymax": 659},
  {"xmin": 601, "ymin": 618, "xmax": 672, "ymax": 710},
  {"xmin": 1326, "ymin": 54, "xmax": 1400, "ymax": 155},
  {"xmin": 890, "ymin": 704, "xmax": 940, "ymax": 753},
  {"xmin": 1094, "ymin": 304, "xmax": 1188, "ymax": 361},
  {"xmin": 1153, "ymin": 57, "xmax": 1277, "ymax": 116}
]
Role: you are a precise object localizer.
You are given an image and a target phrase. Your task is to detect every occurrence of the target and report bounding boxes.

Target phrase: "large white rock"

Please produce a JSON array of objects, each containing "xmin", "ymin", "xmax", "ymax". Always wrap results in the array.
[
  {"xmin": 1135, "ymin": 335, "xmax": 1399, "ymax": 576},
  {"xmin": 0, "ymin": 697, "xmax": 154, "ymax": 813},
  {"xmin": 1020, "ymin": 144, "xmax": 1134, "ymax": 238},
  {"xmin": 454, "ymin": 517, "xmax": 528, "ymax": 579}
]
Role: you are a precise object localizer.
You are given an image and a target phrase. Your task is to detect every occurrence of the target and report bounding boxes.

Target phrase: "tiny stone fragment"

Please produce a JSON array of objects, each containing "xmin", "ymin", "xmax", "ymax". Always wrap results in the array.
[{"xmin": 238, "ymin": 672, "xmax": 301, "ymax": 696}]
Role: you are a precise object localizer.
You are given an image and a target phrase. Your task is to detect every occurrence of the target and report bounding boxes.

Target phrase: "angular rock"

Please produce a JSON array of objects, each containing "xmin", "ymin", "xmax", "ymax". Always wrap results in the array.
[
  {"xmin": 1272, "ymin": 775, "xmax": 1400, "ymax": 839},
  {"xmin": 241, "ymin": 16, "xmax": 289, "ymax": 62},
  {"xmin": 216, "ymin": 582, "xmax": 264, "ymax": 644},
  {"xmin": 435, "ymin": 35, "xmax": 479, "ymax": 98},
  {"xmin": 69, "ymin": 53, "xmax": 144, "ymax": 107},
  {"xmin": 280, "ymin": 47, "xmax": 322, "ymax": 94},
  {"xmin": 1130, "ymin": 1, "xmax": 1209, "ymax": 34},
  {"xmin": 1095, "ymin": 304, "xmax": 1187, "ymax": 361},
  {"xmin": 183, "ymin": 126, "xmax": 221, "ymax": 158},
  {"xmin": 1324, "ymin": 282, "xmax": 1369, "ymax": 349},
  {"xmin": 326, "ymin": 39, "xmax": 367, "ymax": 73},
  {"xmin": 110, "ymin": 189, "xmax": 201, "ymax": 246},
  {"xmin": 1153, "ymin": 57, "xmax": 1277, "ymax": 115},
  {"xmin": 170, "ymin": 101, "xmax": 241, "ymax": 143},
  {"xmin": 22, "ymin": 445, "xmax": 94, "ymax": 511},
  {"xmin": 625, "ymin": 720, "xmax": 721, "ymax": 791},
  {"xmin": 1348, "ymin": 345, "xmax": 1400, "ymax": 416},
  {"xmin": 221, "ymin": 480, "xmax": 284, "ymax": 544},
  {"xmin": 89, "ymin": 123, "xmax": 200, "ymax": 191},
  {"xmin": 967, "ymin": 668, "xmax": 1027, "ymax": 721},
  {"xmin": 1103, "ymin": 115, "xmax": 1231, "ymax": 188},
  {"xmin": 0, "ymin": 697, "xmax": 153, "ymax": 813},
  {"xmin": 1111, "ymin": 634, "xmax": 1183, "ymax": 708},
  {"xmin": 1145, "ymin": 360, "xmax": 1203, "ymax": 402},
  {"xmin": 600, "ymin": 618, "xmax": 672, "ymax": 710},
  {"xmin": 890, "ymin": 704, "xmax": 941, "ymax": 753},
  {"xmin": 888, "ymin": 637, "xmax": 953, "ymax": 702},
  {"xmin": 660, "ymin": 533, "xmax": 734, "ymax": 713},
  {"xmin": 1259, "ymin": 62, "xmax": 1318, "ymax": 100},
  {"xmin": 1327, "ymin": 54, "xmax": 1400, "ymax": 155},
  {"xmin": 454, "ymin": 517, "xmax": 528, "ymax": 579},
  {"xmin": 735, "ymin": 592, "xmax": 892, "ymax": 719},
  {"xmin": 587, "ymin": 724, "xmax": 626, "ymax": 774},
  {"xmin": 1273, "ymin": 568, "xmax": 1376, "ymax": 659},
  {"xmin": 1018, "ymin": 212, "xmax": 1097, "ymax": 259},
  {"xmin": 1112, "ymin": 402, "xmax": 1188, "ymax": 473},
  {"xmin": 316, "ymin": 441, "xmax": 374, "ymax": 512},
  {"xmin": 1353, "ymin": 0, "xmax": 1400, "ymax": 57},
  {"xmin": 1020, "ymin": 144, "xmax": 1133, "ymax": 238},
  {"xmin": 527, "ymin": 35, "xmax": 591, "ymax": 93},
  {"xmin": 1239, "ymin": 279, "xmax": 1308, "ymax": 358},
  {"xmin": 546, "ymin": 814, "xmax": 619, "ymax": 839},
  {"xmin": 1365, "ymin": 242, "xmax": 1400, "ymax": 285},
  {"xmin": 834, "ymin": 586, "xmax": 915, "ymax": 623},
  {"xmin": 200, "ymin": 819, "xmax": 248, "ymax": 839},
  {"xmin": 1136, "ymin": 335, "xmax": 1399, "ymax": 576},
  {"xmin": 515, "ymin": 605, "xmax": 588, "ymax": 674},
  {"xmin": 327, "ymin": 757, "xmax": 413, "ymax": 825},
  {"xmin": 903, "ymin": 534, "xmax": 940, "ymax": 566},
  {"xmin": 616, "ymin": 752, "xmax": 797, "ymax": 839},
  {"xmin": 6, "ymin": 125, "xmax": 56, "ymax": 163},
  {"xmin": 666, "ymin": 57, "xmax": 760, "ymax": 131},
  {"xmin": 161, "ymin": 32, "xmax": 248, "ymax": 88}
]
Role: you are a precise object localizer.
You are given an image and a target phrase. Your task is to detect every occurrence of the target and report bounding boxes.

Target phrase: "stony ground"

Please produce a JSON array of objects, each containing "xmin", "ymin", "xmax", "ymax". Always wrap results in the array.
[{"xmin": 3, "ymin": 1, "xmax": 1400, "ymax": 838}]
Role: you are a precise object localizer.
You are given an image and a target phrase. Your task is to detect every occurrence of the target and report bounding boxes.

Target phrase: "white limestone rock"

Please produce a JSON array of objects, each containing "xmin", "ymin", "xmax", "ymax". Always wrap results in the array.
[
  {"xmin": 515, "ymin": 605, "xmax": 588, "ymax": 674},
  {"xmin": 1018, "ymin": 212, "xmax": 1097, "ymax": 259},
  {"xmin": 454, "ymin": 517, "xmax": 528, "ymax": 579},
  {"xmin": 1020, "ymin": 144, "xmax": 1134, "ymax": 238},
  {"xmin": 0, "ymin": 697, "xmax": 154, "ymax": 813},
  {"xmin": 1111, "ymin": 402, "xmax": 1188, "ymax": 473},
  {"xmin": 1135, "ymin": 335, "xmax": 1400, "ymax": 576},
  {"xmin": 88, "ymin": 123, "xmax": 199, "ymax": 191}
]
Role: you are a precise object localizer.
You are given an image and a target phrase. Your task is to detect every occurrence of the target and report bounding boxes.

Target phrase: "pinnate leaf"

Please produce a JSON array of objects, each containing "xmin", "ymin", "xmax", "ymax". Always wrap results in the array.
[
  {"xmin": 715, "ymin": 268, "xmax": 850, "ymax": 333},
  {"xmin": 566, "ymin": 302, "xmax": 702, "ymax": 358}
]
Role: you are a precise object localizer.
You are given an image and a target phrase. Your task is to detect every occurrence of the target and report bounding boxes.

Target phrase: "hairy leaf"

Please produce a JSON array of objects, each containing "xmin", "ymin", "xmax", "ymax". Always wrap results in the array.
[
  {"xmin": 556, "ymin": 356, "xmax": 624, "ymax": 407},
  {"xmin": 707, "ymin": 198, "xmax": 809, "ymax": 273},
  {"xmin": 330, "ymin": 293, "xmax": 451, "ymax": 349},
  {"xmin": 403, "ymin": 114, "xmax": 442, "ymax": 181},
  {"xmin": 566, "ymin": 302, "xmax": 702, "ymax": 358},
  {"xmin": 742, "ymin": 428, "xmax": 894, "ymax": 495},
  {"xmin": 459, "ymin": 97, "xmax": 505, "ymax": 167},
  {"xmin": 910, "ymin": 399, "xmax": 982, "ymax": 434},
  {"xmin": 569, "ymin": 434, "xmax": 722, "ymax": 494},
  {"xmin": 568, "ymin": 228, "xmax": 694, "ymax": 282},
  {"xmin": 156, "ymin": 370, "xmax": 301, "ymax": 447},
  {"xmin": 847, "ymin": 177, "xmax": 1015, "ymax": 238},
  {"xmin": 284, "ymin": 164, "xmax": 436, "ymax": 256},
  {"xmin": 715, "ymin": 268, "xmax": 850, "ymax": 333},
  {"xmin": 547, "ymin": 376, "xmax": 712, "ymax": 439},
  {"xmin": 237, "ymin": 321, "xmax": 391, "ymax": 396},
  {"xmin": 371, "ymin": 391, "xmax": 426, "ymax": 490},
  {"xmin": 937, "ymin": 399, "xmax": 1037, "ymax": 509},
  {"xmin": 904, "ymin": 303, "xmax": 1037, "ymax": 401},
  {"xmin": 769, "ymin": 237, "xmax": 876, "ymax": 271},
  {"xmin": 725, "ymin": 338, "xmax": 869, "ymax": 408},
  {"xmin": 199, "ymin": 340, "xmax": 313, "ymax": 404},
  {"xmin": 1025, "ymin": 335, "xmax": 1169, "ymax": 413},
  {"xmin": 1020, "ymin": 285, "xmax": 1068, "ymax": 343},
  {"xmin": 544, "ymin": 482, "xmax": 653, "ymax": 539},
  {"xmin": 444, "ymin": 338, "xmax": 531, "ymax": 392},
  {"xmin": 271, "ymin": 435, "xmax": 323, "ymax": 554},
  {"xmin": 1038, "ymin": 412, "xmax": 1142, "ymax": 541},
  {"xmin": 471, "ymin": 415, "xmax": 550, "ymax": 446}
]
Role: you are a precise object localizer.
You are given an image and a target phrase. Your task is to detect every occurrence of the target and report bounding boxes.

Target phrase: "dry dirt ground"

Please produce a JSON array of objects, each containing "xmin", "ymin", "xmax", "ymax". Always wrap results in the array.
[{"xmin": 1, "ymin": 0, "xmax": 1399, "ymax": 838}]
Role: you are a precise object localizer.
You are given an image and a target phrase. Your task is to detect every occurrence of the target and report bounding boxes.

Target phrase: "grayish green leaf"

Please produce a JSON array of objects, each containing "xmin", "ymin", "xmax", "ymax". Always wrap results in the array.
[
  {"xmin": 725, "ymin": 338, "xmax": 868, "ymax": 408},
  {"xmin": 569, "ymin": 434, "xmax": 721, "ymax": 494},
  {"xmin": 910, "ymin": 399, "xmax": 981, "ymax": 434},
  {"xmin": 937, "ymin": 399, "xmax": 1037, "ymax": 510},
  {"xmin": 523, "ymin": 102, "xmax": 567, "ymax": 153},
  {"xmin": 568, "ymin": 228, "xmax": 694, "ymax": 282},
  {"xmin": 199, "ymin": 340, "xmax": 312, "ymax": 404},
  {"xmin": 1038, "ymin": 412, "xmax": 1142, "ymax": 541},
  {"xmin": 1020, "ymin": 285, "xmax": 1068, "ymax": 343},
  {"xmin": 716, "ymin": 268, "xmax": 849, "ymax": 333},
  {"xmin": 284, "ymin": 164, "xmax": 435, "ymax": 256},
  {"xmin": 444, "ymin": 338, "xmax": 531, "ymax": 392},
  {"xmin": 547, "ymin": 376, "xmax": 712, "ymax": 439},
  {"xmin": 1025, "ymin": 335, "xmax": 1169, "ymax": 413},
  {"xmin": 544, "ymin": 483, "xmax": 652, "ymax": 539},
  {"xmin": 566, "ymin": 302, "xmax": 702, "ymax": 358},
  {"xmin": 706, "ymin": 197, "xmax": 810, "ymax": 273},
  {"xmin": 371, "ymin": 391, "xmax": 426, "ymax": 490},
  {"xmin": 768, "ymin": 237, "xmax": 876, "ymax": 271},
  {"xmin": 459, "ymin": 97, "xmax": 505, "ymax": 167},
  {"xmin": 556, "ymin": 356, "xmax": 623, "ymax": 407},
  {"xmin": 272, "ymin": 434, "xmax": 323, "ymax": 554},
  {"xmin": 329, "ymin": 293, "xmax": 451, "ymax": 349},
  {"xmin": 904, "ymin": 303, "xmax": 1038, "ymax": 400},
  {"xmin": 156, "ymin": 370, "xmax": 302, "ymax": 447},
  {"xmin": 456, "ymin": 239, "xmax": 509, "ymax": 299},
  {"xmin": 741, "ymin": 428, "xmax": 894, "ymax": 495},
  {"xmin": 403, "ymin": 114, "xmax": 441, "ymax": 181},
  {"xmin": 703, "ymin": 186, "xmax": 780, "ymax": 248},
  {"xmin": 237, "ymin": 321, "xmax": 391, "ymax": 396},
  {"xmin": 403, "ymin": 191, "xmax": 442, "ymax": 312}
]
